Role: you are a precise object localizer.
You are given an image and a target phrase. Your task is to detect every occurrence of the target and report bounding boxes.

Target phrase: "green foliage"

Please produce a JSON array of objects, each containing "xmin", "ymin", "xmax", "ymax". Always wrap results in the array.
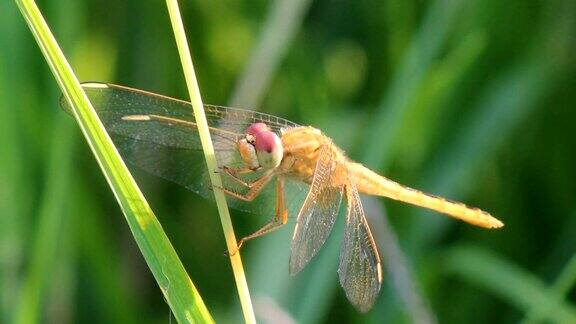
[
  {"xmin": 1, "ymin": 0, "xmax": 575, "ymax": 323},
  {"xmin": 444, "ymin": 245, "xmax": 576, "ymax": 323},
  {"xmin": 11, "ymin": 0, "xmax": 212, "ymax": 323}
]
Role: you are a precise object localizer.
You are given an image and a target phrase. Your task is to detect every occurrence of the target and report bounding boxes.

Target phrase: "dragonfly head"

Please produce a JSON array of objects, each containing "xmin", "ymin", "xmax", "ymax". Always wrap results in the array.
[{"xmin": 238, "ymin": 123, "xmax": 284, "ymax": 170}]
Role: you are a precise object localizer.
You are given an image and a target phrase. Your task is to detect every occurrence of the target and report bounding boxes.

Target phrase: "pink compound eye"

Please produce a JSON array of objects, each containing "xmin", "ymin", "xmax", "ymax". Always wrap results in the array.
[
  {"xmin": 254, "ymin": 130, "xmax": 284, "ymax": 169},
  {"xmin": 246, "ymin": 122, "xmax": 270, "ymax": 136},
  {"xmin": 254, "ymin": 131, "xmax": 279, "ymax": 153}
]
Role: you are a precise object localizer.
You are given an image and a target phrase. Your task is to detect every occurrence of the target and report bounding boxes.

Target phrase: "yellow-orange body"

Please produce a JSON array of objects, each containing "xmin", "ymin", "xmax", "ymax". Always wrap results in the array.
[
  {"xmin": 67, "ymin": 82, "xmax": 503, "ymax": 313},
  {"xmin": 279, "ymin": 126, "xmax": 503, "ymax": 229}
]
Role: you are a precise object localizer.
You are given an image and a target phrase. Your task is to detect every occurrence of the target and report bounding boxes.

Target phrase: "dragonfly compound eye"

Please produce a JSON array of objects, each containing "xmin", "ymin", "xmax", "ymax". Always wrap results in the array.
[
  {"xmin": 246, "ymin": 122, "xmax": 270, "ymax": 144},
  {"xmin": 255, "ymin": 131, "xmax": 284, "ymax": 169},
  {"xmin": 246, "ymin": 122, "xmax": 270, "ymax": 136}
]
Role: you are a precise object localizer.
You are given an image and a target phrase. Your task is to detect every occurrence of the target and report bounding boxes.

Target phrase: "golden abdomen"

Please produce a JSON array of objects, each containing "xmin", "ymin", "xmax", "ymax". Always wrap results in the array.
[{"xmin": 277, "ymin": 126, "xmax": 503, "ymax": 229}]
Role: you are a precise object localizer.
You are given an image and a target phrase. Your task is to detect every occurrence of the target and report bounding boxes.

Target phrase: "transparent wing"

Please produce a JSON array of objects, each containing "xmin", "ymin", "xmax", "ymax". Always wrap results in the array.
[
  {"xmin": 289, "ymin": 146, "xmax": 343, "ymax": 275},
  {"xmin": 59, "ymin": 82, "xmax": 307, "ymax": 217},
  {"xmin": 338, "ymin": 183, "xmax": 382, "ymax": 313},
  {"xmin": 60, "ymin": 83, "xmax": 300, "ymax": 134}
]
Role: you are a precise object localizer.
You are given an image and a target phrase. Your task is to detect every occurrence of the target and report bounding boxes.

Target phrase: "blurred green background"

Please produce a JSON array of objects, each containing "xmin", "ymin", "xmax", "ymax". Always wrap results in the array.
[{"xmin": 1, "ymin": 0, "xmax": 575, "ymax": 323}]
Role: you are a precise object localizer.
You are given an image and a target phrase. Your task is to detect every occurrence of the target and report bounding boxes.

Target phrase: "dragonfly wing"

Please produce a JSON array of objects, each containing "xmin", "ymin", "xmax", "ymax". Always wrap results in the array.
[
  {"xmin": 60, "ymin": 83, "xmax": 242, "ymax": 157},
  {"xmin": 59, "ymin": 82, "xmax": 305, "ymax": 217},
  {"xmin": 289, "ymin": 146, "xmax": 343, "ymax": 275},
  {"xmin": 60, "ymin": 83, "xmax": 300, "ymax": 136},
  {"xmin": 338, "ymin": 183, "xmax": 382, "ymax": 313}
]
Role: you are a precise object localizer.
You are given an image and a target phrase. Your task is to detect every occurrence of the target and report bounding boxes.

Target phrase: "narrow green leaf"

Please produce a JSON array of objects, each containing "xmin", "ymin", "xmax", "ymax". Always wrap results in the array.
[
  {"xmin": 73, "ymin": 179, "xmax": 141, "ymax": 324},
  {"xmin": 444, "ymin": 245, "xmax": 576, "ymax": 323},
  {"xmin": 13, "ymin": 116, "xmax": 74, "ymax": 324},
  {"xmin": 362, "ymin": 0, "xmax": 466, "ymax": 168},
  {"xmin": 229, "ymin": 0, "xmax": 313, "ymax": 108},
  {"xmin": 522, "ymin": 253, "xmax": 576, "ymax": 323},
  {"xmin": 164, "ymin": 0, "xmax": 255, "ymax": 323},
  {"xmin": 14, "ymin": 0, "xmax": 213, "ymax": 322},
  {"xmin": 0, "ymin": 4, "xmax": 32, "ymax": 321}
]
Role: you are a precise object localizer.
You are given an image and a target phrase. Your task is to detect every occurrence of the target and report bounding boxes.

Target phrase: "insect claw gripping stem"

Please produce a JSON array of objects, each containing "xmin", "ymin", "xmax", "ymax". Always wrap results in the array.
[
  {"xmin": 210, "ymin": 184, "xmax": 224, "ymax": 192},
  {"xmin": 214, "ymin": 165, "xmax": 231, "ymax": 174},
  {"xmin": 223, "ymin": 243, "xmax": 242, "ymax": 257},
  {"xmin": 222, "ymin": 165, "xmax": 234, "ymax": 174}
]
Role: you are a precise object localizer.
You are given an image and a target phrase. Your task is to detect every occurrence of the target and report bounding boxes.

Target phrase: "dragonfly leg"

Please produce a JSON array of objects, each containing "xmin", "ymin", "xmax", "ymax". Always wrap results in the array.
[
  {"xmin": 220, "ymin": 165, "xmax": 257, "ymax": 175},
  {"xmin": 228, "ymin": 177, "xmax": 288, "ymax": 255},
  {"xmin": 219, "ymin": 170, "xmax": 276, "ymax": 202},
  {"xmin": 219, "ymin": 166, "xmax": 259, "ymax": 188}
]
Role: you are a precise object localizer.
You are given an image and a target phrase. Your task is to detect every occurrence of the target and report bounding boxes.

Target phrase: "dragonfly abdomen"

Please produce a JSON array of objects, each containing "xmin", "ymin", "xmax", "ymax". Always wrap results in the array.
[{"xmin": 348, "ymin": 162, "xmax": 504, "ymax": 229}]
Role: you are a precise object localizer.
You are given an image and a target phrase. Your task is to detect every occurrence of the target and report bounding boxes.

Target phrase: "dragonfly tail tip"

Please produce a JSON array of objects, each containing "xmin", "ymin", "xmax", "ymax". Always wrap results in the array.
[{"xmin": 488, "ymin": 217, "xmax": 504, "ymax": 229}]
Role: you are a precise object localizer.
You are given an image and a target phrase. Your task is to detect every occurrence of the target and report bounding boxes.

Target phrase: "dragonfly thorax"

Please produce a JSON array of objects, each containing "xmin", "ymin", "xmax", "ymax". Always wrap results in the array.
[{"xmin": 238, "ymin": 123, "xmax": 284, "ymax": 170}]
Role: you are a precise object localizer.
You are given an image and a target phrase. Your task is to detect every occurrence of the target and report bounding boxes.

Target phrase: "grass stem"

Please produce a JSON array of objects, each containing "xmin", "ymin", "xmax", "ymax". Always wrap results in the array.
[
  {"xmin": 14, "ymin": 0, "xmax": 213, "ymax": 322},
  {"xmin": 164, "ymin": 1, "xmax": 256, "ymax": 323}
]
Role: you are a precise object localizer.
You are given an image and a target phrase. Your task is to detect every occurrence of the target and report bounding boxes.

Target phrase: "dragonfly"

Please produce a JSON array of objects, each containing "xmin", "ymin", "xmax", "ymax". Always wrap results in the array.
[{"xmin": 60, "ymin": 82, "xmax": 504, "ymax": 312}]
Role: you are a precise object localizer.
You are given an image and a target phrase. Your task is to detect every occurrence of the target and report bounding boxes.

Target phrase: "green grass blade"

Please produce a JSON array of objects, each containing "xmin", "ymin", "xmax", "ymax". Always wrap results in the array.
[
  {"xmin": 229, "ymin": 0, "xmax": 313, "ymax": 108},
  {"xmin": 362, "ymin": 0, "xmax": 466, "ymax": 168},
  {"xmin": 13, "ymin": 1, "xmax": 82, "ymax": 322},
  {"xmin": 164, "ymin": 1, "xmax": 256, "ymax": 323},
  {"xmin": 522, "ymin": 253, "xmax": 576, "ymax": 323},
  {"xmin": 0, "ymin": 5, "xmax": 32, "ymax": 321},
  {"xmin": 14, "ymin": 117, "xmax": 75, "ymax": 324},
  {"xmin": 396, "ymin": 29, "xmax": 487, "ymax": 166},
  {"xmin": 73, "ymin": 180, "xmax": 141, "ymax": 324},
  {"xmin": 14, "ymin": 1, "xmax": 213, "ymax": 322},
  {"xmin": 444, "ymin": 245, "xmax": 576, "ymax": 323}
]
